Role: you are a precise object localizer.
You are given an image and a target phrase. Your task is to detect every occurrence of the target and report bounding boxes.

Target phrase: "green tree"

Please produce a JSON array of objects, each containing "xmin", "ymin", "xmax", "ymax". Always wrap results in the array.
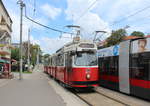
[
  {"xmin": 43, "ymin": 54, "xmax": 50, "ymax": 65},
  {"xmin": 11, "ymin": 43, "xmax": 43, "ymax": 71},
  {"xmin": 106, "ymin": 29, "xmax": 127, "ymax": 47},
  {"xmin": 130, "ymin": 31, "xmax": 144, "ymax": 37},
  {"xmin": 11, "ymin": 48, "xmax": 19, "ymax": 61},
  {"xmin": 11, "ymin": 48, "xmax": 20, "ymax": 72},
  {"xmin": 44, "ymin": 54, "xmax": 50, "ymax": 59},
  {"xmin": 30, "ymin": 44, "xmax": 42, "ymax": 66}
]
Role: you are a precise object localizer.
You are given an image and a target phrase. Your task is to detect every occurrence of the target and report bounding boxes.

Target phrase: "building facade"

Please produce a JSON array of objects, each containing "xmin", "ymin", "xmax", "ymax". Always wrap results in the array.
[{"xmin": 0, "ymin": 0, "xmax": 12, "ymax": 77}]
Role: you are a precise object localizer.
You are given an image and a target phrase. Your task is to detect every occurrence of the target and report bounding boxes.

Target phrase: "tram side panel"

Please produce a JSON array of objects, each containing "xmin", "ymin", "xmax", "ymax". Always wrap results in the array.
[
  {"xmin": 98, "ymin": 38, "xmax": 150, "ymax": 100},
  {"xmin": 64, "ymin": 53, "xmax": 72, "ymax": 86},
  {"xmin": 48, "ymin": 67, "xmax": 50, "ymax": 75},
  {"xmin": 98, "ymin": 46, "xmax": 120, "ymax": 91},
  {"xmin": 56, "ymin": 66, "xmax": 65, "ymax": 83},
  {"xmin": 129, "ymin": 38, "xmax": 150, "ymax": 100},
  {"xmin": 55, "ymin": 54, "xmax": 66, "ymax": 83},
  {"xmin": 50, "ymin": 66, "xmax": 52, "ymax": 76}
]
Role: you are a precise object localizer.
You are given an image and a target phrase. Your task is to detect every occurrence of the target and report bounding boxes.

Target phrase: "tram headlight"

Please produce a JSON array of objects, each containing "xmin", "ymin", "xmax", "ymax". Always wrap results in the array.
[{"xmin": 86, "ymin": 73, "xmax": 90, "ymax": 80}]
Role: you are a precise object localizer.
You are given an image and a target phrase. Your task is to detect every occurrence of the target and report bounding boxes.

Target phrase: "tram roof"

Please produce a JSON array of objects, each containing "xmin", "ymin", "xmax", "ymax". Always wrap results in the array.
[{"xmin": 55, "ymin": 39, "xmax": 96, "ymax": 54}]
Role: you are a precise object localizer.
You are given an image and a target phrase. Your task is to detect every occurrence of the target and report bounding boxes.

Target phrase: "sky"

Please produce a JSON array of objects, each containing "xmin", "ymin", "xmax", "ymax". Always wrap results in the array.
[{"xmin": 2, "ymin": 0, "xmax": 150, "ymax": 54}]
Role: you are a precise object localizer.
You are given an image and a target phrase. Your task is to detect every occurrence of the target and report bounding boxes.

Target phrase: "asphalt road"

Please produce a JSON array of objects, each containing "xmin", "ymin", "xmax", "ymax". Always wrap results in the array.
[{"xmin": 0, "ymin": 71, "xmax": 66, "ymax": 106}]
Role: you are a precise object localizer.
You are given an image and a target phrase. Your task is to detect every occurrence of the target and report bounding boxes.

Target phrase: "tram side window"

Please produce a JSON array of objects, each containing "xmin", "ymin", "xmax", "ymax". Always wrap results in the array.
[
  {"xmin": 51, "ymin": 58, "xmax": 53, "ymax": 66},
  {"xmin": 109, "ymin": 56, "xmax": 119, "ymax": 76},
  {"xmin": 57, "ymin": 55, "xmax": 64, "ymax": 66},
  {"xmin": 99, "ymin": 56, "xmax": 118, "ymax": 76},
  {"xmin": 99, "ymin": 57, "xmax": 109, "ymax": 75},
  {"xmin": 99, "ymin": 57, "xmax": 110, "ymax": 75},
  {"xmin": 99, "ymin": 58, "xmax": 105, "ymax": 74},
  {"xmin": 130, "ymin": 53, "xmax": 149, "ymax": 80},
  {"xmin": 65, "ymin": 54, "xmax": 67, "ymax": 66},
  {"xmin": 60, "ymin": 55, "xmax": 64, "ymax": 66},
  {"xmin": 52, "ymin": 57, "xmax": 56, "ymax": 66},
  {"xmin": 65, "ymin": 53, "xmax": 72, "ymax": 67}
]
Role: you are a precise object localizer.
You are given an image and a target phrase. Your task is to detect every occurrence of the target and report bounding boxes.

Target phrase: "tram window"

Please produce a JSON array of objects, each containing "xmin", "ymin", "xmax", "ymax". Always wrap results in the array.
[
  {"xmin": 57, "ymin": 55, "xmax": 64, "ymax": 66},
  {"xmin": 130, "ymin": 53, "xmax": 150, "ymax": 80},
  {"xmin": 59, "ymin": 55, "xmax": 64, "ymax": 66},
  {"xmin": 65, "ymin": 53, "xmax": 72, "ymax": 67},
  {"xmin": 99, "ymin": 57, "xmax": 110, "ymax": 75},
  {"xmin": 109, "ymin": 56, "xmax": 119, "ymax": 76},
  {"xmin": 99, "ymin": 56, "xmax": 118, "ymax": 76},
  {"xmin": 65, "ymin": 54, "xmax": 67, "ymax": 66},
  {"xmin": 75, "ymin": 52, "xmax": 97, "ymax": 66}
]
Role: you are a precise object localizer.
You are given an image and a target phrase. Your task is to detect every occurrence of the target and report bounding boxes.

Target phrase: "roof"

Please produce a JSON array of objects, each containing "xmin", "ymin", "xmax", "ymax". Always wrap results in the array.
[
  {"xmin": 123, "ymin": 36, "xmax": 140, "ymax": 40},
  {"xmin": 146, "ymin": 35, "xmax": 150, "ymax": 38},
  {"xmin": 0, "ymin": 51, "xmax": 10, "ymax": 55},
  {"xmin": 0, "ymin": 30, "xmax": 10, "ymax": 37},
  {"xmin": 0, "ymin": 0, "xmax": 12, "ymax": 23}
]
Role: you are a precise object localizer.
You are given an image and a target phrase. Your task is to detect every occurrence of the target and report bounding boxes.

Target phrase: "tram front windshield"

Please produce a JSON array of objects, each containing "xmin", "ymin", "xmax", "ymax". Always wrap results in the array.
[{"xmin": 74, "ymin": 52, "xmax": 97, "ymax": 66}]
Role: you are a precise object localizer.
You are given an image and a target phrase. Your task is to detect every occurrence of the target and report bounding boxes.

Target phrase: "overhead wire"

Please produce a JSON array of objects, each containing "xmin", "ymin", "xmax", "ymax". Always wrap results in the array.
[
  {"xmin": 111, "ymin": 5, "xmax": 150, "ymax": 26},
  {"xmin": 24, "ymin": 1, "xmax": 150, "ymax": 39},
  {"xmin": 24, "ymin": 4, "xmax": 74, "ymax": 35},
  {"xmin": 75, "ymin": 1, "xmax": 150, "ymax": 32},
  {"xmin": 75, "ymin": 0, "xmax": 100, "ymax": 22},
  {"xmin": 100, "ymin": 4, "xmax": 150, "ymax": 32},
  {"xmin": 29, "ymin": 0, "xmax": 36, "ymax": 30},
  {"xmin": 125, "ymin": 14, "xmax": 150, "ymax": 28}
]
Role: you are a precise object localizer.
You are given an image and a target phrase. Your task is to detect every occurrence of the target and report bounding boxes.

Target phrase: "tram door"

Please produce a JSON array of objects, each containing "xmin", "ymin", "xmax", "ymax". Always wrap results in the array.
[
  {"xmin": 119, "ymin": 40, "xmax": 130, "ymax": 94},
  {"xmin": 65, "ymin": 53, "xmax": 72, "ymax": 85}
]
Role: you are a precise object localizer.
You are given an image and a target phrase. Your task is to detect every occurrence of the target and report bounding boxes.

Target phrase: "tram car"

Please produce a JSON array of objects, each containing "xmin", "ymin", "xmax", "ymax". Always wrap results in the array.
[
  {"xmin": 44, "ymin": 57, "xmax": 50, "ymax": 74},
  {"xmin": 47, "ymin": 38, "xmax": 99, "ymax": 88},
  {"xmin": 98, "ymin": 37, "xmax": 150, "ymax": 100}
]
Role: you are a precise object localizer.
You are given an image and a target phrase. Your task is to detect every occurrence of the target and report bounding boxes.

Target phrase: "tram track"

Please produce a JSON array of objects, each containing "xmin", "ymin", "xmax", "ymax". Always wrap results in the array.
[
  {"xmin": 71, "ymin": 88, "xmax": 129, "ymax": 106},
  {"xmin": 95, "ymin": 90, "xmax": 130, "ymax": 106},
  {"xmin": 45, "ymin": 73, "xmax": 130, "ymax": 106},
  {"xmin": 73, "ymin": 93, "xmax": 93, "ymax": 106}
]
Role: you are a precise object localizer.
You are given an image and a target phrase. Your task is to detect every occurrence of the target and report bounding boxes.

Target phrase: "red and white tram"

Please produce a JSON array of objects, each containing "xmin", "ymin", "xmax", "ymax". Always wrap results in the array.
[
  {"xmin": 45, "ymin": 39, "xmax": 99, "ymax": 88},
  {"xmin": 98, "ymin": 37, "xmax": 150, "ymax": 100}
]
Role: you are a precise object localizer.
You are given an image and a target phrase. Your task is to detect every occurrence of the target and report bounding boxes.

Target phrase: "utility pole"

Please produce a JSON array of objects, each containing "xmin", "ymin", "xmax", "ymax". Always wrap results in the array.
[
  {"xmin": 36, "ymin": 47, "xmax": 39, "ymax": 65},
  {"xmin": 17, "ymin": 0, "xmax": 25, "ymax": 80},
  {"xmin": 28, "ymin": 28, "xmax": 30, "ymax": 71}
]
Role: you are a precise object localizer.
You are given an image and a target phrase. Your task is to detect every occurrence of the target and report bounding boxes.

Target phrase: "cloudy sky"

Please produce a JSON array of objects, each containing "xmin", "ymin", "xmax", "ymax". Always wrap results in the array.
[{"xmin": 3, "ymin": 0, "xmax": 150, "ymax": 54}]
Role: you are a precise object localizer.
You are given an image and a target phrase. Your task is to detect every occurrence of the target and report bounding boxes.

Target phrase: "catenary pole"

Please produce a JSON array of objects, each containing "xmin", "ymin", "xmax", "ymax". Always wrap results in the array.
[
  {"xmin": 36, "ymin": 47, "xmax": 39, "ymax": 65},
  {"xmin": 18, "ymin": 0, "xmax": 25, "ymax": 80},
  {"xmin": 28, "ymin": 28, "xmax": 30, "ymax": 71}
]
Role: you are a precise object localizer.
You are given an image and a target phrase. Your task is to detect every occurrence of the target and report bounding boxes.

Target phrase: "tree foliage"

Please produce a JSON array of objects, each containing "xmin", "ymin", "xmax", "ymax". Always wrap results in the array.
[
  {"xmin": 11, "ymin": 47, "xmax": 19, "ymax": 61},
  {"xmin": 30, "ymin": 44, "xmax": 42, "ymax": 66},
  {"xmin": 11, "ymin": 42, "xmax": 42, "ymax": 66},
  {"xmin": 130, "ymin": 31, "xmax": 144, "ymax": 37},
  {"xmin": 43, "ymin": 54, "xmax": 50, "ymax": 65},
  {"xmin": 106, "ymin": 29, "xmax": 127, "ymax": 47},
  {"xmin": 44, "ymin": 54, "xmax": 50, "ymax": 58}
]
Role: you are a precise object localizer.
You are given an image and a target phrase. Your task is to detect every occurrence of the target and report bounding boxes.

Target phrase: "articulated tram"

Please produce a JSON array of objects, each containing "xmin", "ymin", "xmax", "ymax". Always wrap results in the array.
[
  {"xmin": 98, "ymin": 37, "xmax": 150, "ymax": 100},
  {"xmin": 44, "ymin": 38, "xmax": 99, "ymax": 88}
]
